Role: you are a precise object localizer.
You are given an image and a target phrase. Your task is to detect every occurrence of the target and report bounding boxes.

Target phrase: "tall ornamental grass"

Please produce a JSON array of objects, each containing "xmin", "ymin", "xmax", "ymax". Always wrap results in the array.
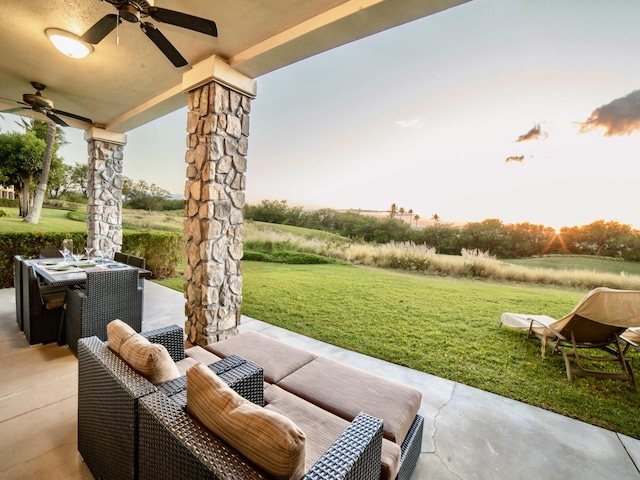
[{"xmin": 244, "ymin": 225, "xmax": 640, "ymax": 290}]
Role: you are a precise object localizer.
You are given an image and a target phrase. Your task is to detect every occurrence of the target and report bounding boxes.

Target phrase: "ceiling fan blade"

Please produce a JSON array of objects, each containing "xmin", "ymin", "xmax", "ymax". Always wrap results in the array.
[
  {"xmin": 51, "ymin": 108, "xmax": 93, "ymax": 125},
  {"xmin": 140, "ymin": 22, "xmax": 188, "ymax": 67},
  {"xmin": 148, "ymin": 7, "xmax": 218, "ymax": 37},
  {"xmin": 45, "ymin": 112, "xmax": 69, "ymax": 127},
  {"xmin": 80, "ymin": 14, "xmax": 120, "ymax": 44},
  {"xmin": 0, "ymin": 107, "xmax": 28, "ymax": 114}
]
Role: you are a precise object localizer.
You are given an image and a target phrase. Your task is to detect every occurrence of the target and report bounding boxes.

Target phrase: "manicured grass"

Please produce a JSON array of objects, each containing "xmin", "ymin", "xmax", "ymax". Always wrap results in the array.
[
  {"xmin": 236, "ymin": 262, "xmax": 640, "ymax": 438},
  {"xmin": 0, "ymin": 207, "xmax": 86, "ymax": 232},
  {"xmin": 505, "ymin": 255, "xmax": 640, "ymax": 276}
]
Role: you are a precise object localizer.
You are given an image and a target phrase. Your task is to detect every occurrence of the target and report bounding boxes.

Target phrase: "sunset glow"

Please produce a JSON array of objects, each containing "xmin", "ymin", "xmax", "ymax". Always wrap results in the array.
[{"xmin": 2, "ymin": 0, "xmax": 639, "ymax": 230}]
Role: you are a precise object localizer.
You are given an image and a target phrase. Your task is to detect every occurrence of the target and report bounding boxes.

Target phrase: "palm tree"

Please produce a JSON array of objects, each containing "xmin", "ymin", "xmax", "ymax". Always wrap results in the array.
[
  {"xmin": 398, "ymin": 207, "xmax": 405, "ymax": 222},
  {"xmin": 389, "ymin": 203, "xmax": 398, "ymax": 218},
  {"xmin": 407, "ymin": 208, "xmax": 413, "ymax": 225},
  {"xmin": 431, "ymin": 213, "xmax": 441, "ymax": 225},
  {"xmin": 20, "ymin": 119, "xmax": 67, "ymax": 224},
  {"xmin": 413, "ymin": 214, "xmax": 420, "ymax": 228}
]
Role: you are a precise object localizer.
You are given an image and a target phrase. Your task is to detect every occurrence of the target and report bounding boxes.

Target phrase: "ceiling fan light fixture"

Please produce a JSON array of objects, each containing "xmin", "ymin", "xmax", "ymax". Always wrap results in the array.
[{"xmin": 46, "ymin": 28, "xmax": 94, "ymax": 58}]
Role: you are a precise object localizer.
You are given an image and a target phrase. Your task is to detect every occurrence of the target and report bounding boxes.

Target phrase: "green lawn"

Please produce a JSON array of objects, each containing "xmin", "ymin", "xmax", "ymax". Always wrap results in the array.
[
  {"xmin": 0, "ymin": 207, "xmax": 87, "ymax": 232},
  {"xmin": 159, "ymin": 261, "xmax": 640, "ymax": 439},
  {"xmin": 505, "ymin": 255, "xmax": 640, "ymax": 276},
  {"xmin": 5, "ymin": 208, "xmax": 640, "ymax": 438}
]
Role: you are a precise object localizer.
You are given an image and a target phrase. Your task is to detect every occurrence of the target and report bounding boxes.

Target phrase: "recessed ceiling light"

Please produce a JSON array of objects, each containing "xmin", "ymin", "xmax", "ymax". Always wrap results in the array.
[{"xmin": 45, "ymin": 28, "xmax": 93, "ymax": 59}]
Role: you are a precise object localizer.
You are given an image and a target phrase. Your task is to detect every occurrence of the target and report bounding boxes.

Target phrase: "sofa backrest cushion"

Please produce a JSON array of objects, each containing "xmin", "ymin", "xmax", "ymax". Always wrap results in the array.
[
  {"xmin": 106, "ymin": 319, "xmax": 137, "ymax": 355},
  {"xmin": 187, "ymin": 362, "xmax": 306, "ymax": 480},
  {"xmin": 119, "ymin": 331, "xmax": 181, "ymax": 385}
]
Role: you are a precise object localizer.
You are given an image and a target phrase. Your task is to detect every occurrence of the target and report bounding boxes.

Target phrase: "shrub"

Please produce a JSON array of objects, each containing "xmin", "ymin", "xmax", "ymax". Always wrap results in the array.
[
  {"xmin": 0, "ymin": 230, "xmax": 183, "ymax": 287},
  {"xmin": 0, "ymin": 208, "xmax": 10, "ymax": 217}
]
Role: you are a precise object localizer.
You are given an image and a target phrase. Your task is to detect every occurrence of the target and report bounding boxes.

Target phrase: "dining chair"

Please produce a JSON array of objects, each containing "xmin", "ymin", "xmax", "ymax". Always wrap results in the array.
[
  {"xmin": 114, "ymin": 251, "xmax": 130, "ymax": 264},
  {"xmin": 64, "ymin": 268, "xmax": 143, "ymax": 355},
  {"xmin": 21, "ymin": 261, "xmax": 66, "ymax": 345}
]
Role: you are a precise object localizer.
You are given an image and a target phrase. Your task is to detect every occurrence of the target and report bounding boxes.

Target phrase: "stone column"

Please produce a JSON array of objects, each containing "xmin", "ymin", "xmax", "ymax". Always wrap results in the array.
[
  {"xmin": 85, "ymin": 128, "xmax": 127, "ymax": 256},
  {"xmin": 182, "ymin": 57, "xmax": 256, "ymax": 346}
]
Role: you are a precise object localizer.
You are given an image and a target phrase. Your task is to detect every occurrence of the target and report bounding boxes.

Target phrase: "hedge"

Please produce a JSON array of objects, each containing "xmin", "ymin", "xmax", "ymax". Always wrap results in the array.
[{"xmin": 0, "ymin": 231, "xmax": 183, "ymax": 289}]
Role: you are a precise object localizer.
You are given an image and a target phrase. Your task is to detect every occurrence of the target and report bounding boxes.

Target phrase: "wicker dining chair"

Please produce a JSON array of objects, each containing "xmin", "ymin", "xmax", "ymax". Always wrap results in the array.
[
  {"xmin": 21, "ymin": 262, "xmax": 66, "ymax": 345},
  {"xmin": 14, "ymin": 256, "xmax": 24, "ymax": 331},
  {"xmin": 39, "ymin": 247, "xmax": 63, "ymax": 258},
  {"xmin": 127, "ymin": 254, "xmax": 145, "ymax": 269},
  {"xmin": 114, "ymin": 251, "xmax": 130, "ymax": 264},
  {"xmin": 64, "ymin": 268, "xmax": 143, "ymax": 355}
]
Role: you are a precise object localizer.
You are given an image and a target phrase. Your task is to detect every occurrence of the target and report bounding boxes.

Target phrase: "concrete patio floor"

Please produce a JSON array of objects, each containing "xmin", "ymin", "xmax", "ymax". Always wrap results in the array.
[{"xmin": 1, "ymin": 281, "xmax": 640, "ymax": 479}]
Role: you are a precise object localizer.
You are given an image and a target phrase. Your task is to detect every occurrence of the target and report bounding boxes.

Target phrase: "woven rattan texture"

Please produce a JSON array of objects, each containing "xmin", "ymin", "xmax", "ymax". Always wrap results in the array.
[
  {"xmin": 397, "ymin": 414, "xmax": 424, "ymax": 480},
  {"xmin": 65, "ymin": 268, "xmax": 142, "ymax": 354},
  {"xmin": 304, "ymin": 412, "xmax": 383, "ymax": 480},
  {"xmin": 14, "ymin": 256, "xmax": 23, "ymax": 331},
  {"xmin": 143, "ymin": 325, "xmax": 186, "ymax": 362},
  {"xmin": 78, "ymin": 337, "xmax": 158, "ymax": 480},
  {"xmin": 22, "ymin": 262, "xmax": 63, "ymax": 345},
  {"xmin": 139, "ymin": 391, "xmax": 270, "ymax": 480},
  {"xmin": 165, "ymin": 358, "xmax": 264, "ymax": 407}
]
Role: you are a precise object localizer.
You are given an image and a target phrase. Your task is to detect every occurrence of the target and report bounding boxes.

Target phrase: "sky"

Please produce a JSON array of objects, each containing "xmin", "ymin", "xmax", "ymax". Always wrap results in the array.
[{"xmin": 3, "ymin": 0, "xmax": 640, "ymax": 230}]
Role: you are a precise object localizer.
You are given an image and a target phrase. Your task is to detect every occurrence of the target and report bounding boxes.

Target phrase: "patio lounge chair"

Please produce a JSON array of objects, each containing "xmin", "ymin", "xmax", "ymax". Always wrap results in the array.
[{"xmin": 500, "ymin": 287, "xmax": 640, "ymax": 386}]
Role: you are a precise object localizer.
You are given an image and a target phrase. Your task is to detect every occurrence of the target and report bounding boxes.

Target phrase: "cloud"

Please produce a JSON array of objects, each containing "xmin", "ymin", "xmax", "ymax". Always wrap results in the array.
[
  {"xmin": 396, "ymin": 117, "xmax": 426, "ymax": 130},
  {"xmin": 515, "ymin": 123, "xmax": 548, "ymax": 142},
  {"xmin": 578, "ymin": 89, "xmax": 640, "ymax": 136},
  {"xmin": 505, "ymin": 155, "xmax": 525, "ymax": 163}
]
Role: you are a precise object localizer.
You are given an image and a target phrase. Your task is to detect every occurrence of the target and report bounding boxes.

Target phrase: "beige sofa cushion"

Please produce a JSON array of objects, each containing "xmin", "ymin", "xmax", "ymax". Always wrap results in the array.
[
  {"xmin": 265, "ymin": 384, "xmax": 400, "ymax": 480},
  {"xmin": 187, "ymin": 363, "xmax": 306, "ymax": 480},
  {"xmin": 175, "ymin": 346, "xmax": 222, "ymax": 376},
  {"xmin": 204, "ymin": 331, "xmax": 317, "ymax": 383},
  {"xmin": 119, "ymin": 332, "xmax": 181, "ymax": 385},
  {"xmin": 106, "ymin": 319, "xmax": 137, "ymax": 355},
  {"xmin": 277, "ymin": 356, "xmax": 422, "ymax": 445}
]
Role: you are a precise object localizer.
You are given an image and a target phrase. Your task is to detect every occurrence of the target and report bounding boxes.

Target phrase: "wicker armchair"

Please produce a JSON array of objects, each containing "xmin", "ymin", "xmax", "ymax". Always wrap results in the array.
[
  {"xmin": 21, "ymin": 261, "xmax": 66, "ymax": 345},
  {"xmin": 64, "ymin": 268, "xmax": 142, "ymax": 354},
  {"xmin": 138, "ymin": 393, "xmax": 383, "ymax": 480},
  {"xmin": 77, "ymin": 327, "xmax": 186, "ymax": 480},
  {"xmin": 14, "ymin": 256, "xmax": 24, "ymax": 331}
]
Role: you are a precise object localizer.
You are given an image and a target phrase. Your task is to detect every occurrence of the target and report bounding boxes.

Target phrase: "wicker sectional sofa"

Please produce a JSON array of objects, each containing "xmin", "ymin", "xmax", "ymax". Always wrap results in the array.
[
  {"xmin": 205, "ymin": 332, "xmax": 424, "ymax": 480},
  {"xmin": 77, "ymin": 325, "xmax": 423, "ymax": 480}
]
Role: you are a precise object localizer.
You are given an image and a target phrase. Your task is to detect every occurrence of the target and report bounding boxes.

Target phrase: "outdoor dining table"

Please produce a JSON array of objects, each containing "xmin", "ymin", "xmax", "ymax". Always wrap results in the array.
[{"xmin": 29, "ymin": 258, "xmax": 152, "ymax": 287}]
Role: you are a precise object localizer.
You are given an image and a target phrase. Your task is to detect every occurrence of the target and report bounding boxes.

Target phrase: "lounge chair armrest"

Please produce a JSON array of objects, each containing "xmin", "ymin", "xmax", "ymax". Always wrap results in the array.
[
  {"xmin": 527, "ymin": 317, "xmax": 566, "ymax": 341},
  {"xmin": 142, "ymin": 325, "xmax": 185, "ymax": 362},
  {"xmin": 304, "ymin": 412, "xmax": 383, "ymax": 480}
]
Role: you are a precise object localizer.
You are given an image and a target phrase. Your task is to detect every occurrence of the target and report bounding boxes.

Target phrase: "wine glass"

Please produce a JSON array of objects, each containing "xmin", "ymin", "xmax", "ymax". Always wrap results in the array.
[
  {"xmin": 84, "ymin": 247, "xmax": 94, "ymax": 260},
  {"xmin": 58, "ymin": 248, "xmax": 69, "ymax": 264}
]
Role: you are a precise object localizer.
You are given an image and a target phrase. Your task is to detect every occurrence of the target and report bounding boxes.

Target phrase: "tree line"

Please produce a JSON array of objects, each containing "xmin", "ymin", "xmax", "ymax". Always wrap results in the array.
[
  {"xmin": 0, "ymin": 119, "xmax": 181, "ymax": 219},
  {"xmin": 245, "ymin": 199, "xmax": 640, "ymax": 261}
]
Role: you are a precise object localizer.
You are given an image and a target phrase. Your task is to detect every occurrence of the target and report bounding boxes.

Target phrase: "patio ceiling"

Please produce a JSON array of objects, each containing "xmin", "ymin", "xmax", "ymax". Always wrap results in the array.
[{"xmin": 0, "ymin": 0, "xmax": 469, "ymax": 134}]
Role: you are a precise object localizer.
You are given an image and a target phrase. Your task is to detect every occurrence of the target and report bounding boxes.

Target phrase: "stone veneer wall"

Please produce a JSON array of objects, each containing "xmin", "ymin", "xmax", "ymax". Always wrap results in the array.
[
  {"xmin": 86, "ymin": 138, "xmax": 124, "ymax": 255},
  {"xmin": 184, "ymin": 80, "xmax": 250, "ymax": 347}
]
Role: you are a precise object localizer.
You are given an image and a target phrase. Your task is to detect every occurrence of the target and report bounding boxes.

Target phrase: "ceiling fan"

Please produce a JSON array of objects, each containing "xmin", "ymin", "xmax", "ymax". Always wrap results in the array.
[
  {"xmin": 0, "ymin": 82, "xmax": 93, "ymax": 127},
  {"xmin": 81, "ymin": 0, "xmax": 218, "ymax": 67}
]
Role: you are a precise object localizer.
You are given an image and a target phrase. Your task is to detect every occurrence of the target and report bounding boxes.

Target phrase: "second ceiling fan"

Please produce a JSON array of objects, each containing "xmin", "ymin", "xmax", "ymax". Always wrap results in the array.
[{"xmin": 81, "ymin": 0, "xmax": 218, "ymax": 67}]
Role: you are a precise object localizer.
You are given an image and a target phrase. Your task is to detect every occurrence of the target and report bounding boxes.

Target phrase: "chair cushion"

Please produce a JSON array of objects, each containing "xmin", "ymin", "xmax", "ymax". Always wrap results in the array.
[
  {"xmin": 175, "ymin": 347, "xmax": 222, "ymax": 376},
  {"xmin": 265, "ymin": 385, "xmax": 400, "ymax": 480},
  {"xmin": 106, "ymin": 319, "xmax": 137, "ymax": 355},
  {"xmin": 277, "ymin": 356, "xmax": 422, "ymax": 445},
  {"xmin": 204, "ymin": 331, "xmax": 318, "ymax": 383},
  {"xmin": 187, "ymin": 362, "xmax": 306, "ymax": 480},
  {"xmin": 119, "ymin": 332, "xmax": 181, "ymax": 385}
]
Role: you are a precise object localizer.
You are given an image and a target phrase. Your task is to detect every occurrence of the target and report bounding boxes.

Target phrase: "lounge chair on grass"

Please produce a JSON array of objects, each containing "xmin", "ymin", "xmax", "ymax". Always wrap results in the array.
[{"xmin": 500, "ymin": 287, "xmax": 640, "ymax": 386}]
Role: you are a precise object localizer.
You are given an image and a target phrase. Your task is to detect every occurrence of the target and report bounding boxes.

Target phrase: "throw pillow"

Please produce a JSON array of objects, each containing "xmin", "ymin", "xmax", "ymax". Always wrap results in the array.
[
  {"xmin": 187, "ymin": 362, "xmax": 306, "ymax": 480},
  {"xmin": 119, "ymin": 332, "xmax": 181, "ymax": 385},
  {"xmin": 106, "ymin": 319, "xmax": 137, "ymax": 355}
]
